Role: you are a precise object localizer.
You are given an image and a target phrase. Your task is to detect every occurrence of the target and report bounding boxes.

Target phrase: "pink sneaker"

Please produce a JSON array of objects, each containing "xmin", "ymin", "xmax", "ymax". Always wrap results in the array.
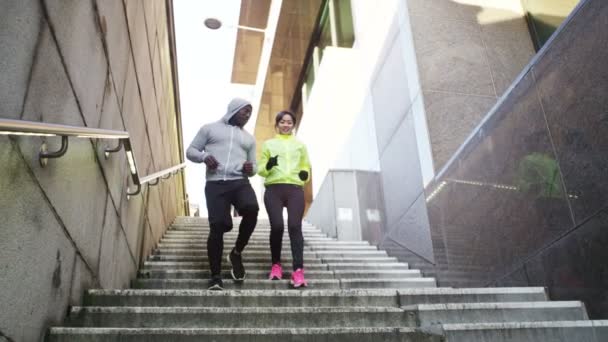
[
  {"xmin": 291, "ymin": 268, "xmax": 308, "ymax": 288},
  {"xmin": 269, "ymin": 263, "xmax": 283, "ymax": 280}
]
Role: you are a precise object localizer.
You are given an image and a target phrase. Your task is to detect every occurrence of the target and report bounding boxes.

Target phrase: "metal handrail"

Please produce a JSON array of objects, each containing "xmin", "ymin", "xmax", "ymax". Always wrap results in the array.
[{"xmin": 0, "ymin": 118, "xmax": 185, "ymax": 197}]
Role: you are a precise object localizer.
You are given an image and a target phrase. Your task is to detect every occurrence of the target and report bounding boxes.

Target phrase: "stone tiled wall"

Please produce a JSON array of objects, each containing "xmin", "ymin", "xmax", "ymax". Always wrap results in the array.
[{"xmin": 0, "ymin": 0, "xmax": 184, "ymax": 340}]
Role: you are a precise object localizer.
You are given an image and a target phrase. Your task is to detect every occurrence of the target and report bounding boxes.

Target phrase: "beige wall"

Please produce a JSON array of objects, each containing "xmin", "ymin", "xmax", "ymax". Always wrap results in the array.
[
  {"xmin": 408, "ymin": 0, "xmax": 535, "ymax": 171},
  {"xmin": 0, "ymin": 0, "xmax": 184, "ymax": 340}
]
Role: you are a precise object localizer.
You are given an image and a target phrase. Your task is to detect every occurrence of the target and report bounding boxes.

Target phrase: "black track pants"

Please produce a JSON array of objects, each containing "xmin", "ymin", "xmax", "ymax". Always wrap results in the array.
[
  {"xmin": 205, "ymin": 179, "xmax": 259, "ymax": 276},
  {"xmin": 263, "ymin": 184, "xmax": 305, "ymax": 270}
]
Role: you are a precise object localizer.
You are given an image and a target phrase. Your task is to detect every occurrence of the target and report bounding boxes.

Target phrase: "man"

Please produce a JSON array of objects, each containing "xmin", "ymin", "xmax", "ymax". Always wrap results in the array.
[{"xmin": 186, "ymin": 98, "xmax": 259, "ymax": 290}]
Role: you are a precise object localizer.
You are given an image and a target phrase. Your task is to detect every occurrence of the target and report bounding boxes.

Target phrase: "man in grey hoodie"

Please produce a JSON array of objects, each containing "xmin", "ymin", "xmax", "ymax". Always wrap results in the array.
[{"xmin": 186, "ymin": 98, "xmax": 259, "ymax": 290}]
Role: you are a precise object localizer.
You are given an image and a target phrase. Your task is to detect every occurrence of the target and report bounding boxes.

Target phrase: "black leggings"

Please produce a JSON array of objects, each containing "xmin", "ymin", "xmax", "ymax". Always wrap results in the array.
[
  {"xmin": 263, "ymin": 184, "xmax": 305, "ymax": 270},
  {"xmin": 205, "ymin": 179, "xmax": 259, "ymax": 276}
]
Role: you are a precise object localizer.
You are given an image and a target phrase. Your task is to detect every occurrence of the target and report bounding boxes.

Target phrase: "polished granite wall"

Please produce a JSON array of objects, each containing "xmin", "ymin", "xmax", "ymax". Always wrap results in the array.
[
  {"xmin": 422, "ymin": 0, "xmax": 607, "ymax": 318},
  {"xmin": 408, "ymin": 0, "xmax": 535, "ymax": 172}
]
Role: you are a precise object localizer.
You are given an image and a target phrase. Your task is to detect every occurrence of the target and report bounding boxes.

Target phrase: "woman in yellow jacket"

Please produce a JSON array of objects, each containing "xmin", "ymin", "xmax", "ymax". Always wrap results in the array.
[{"xmin": 258, "ymin": 110, "xmax": 311, "ymax": 288}]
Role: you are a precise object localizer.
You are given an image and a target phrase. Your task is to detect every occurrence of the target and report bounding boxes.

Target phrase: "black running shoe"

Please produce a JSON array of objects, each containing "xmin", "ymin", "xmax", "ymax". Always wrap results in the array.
[
  {"xmin": 228, "ymin": 248, "xmax": 246, "ymax": 281},
  {"xmin": 207, "ymin": 276, "xmax": 224, "ymax": 291}
]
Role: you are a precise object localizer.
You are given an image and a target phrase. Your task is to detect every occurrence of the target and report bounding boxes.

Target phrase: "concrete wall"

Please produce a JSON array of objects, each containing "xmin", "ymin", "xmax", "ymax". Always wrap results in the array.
[
  {"xmin": 306, "ymin": 170, "xmax": 386, "ymax": 244},
  {"xmin": 0, "ymin": 0, "xmax": 185, "ymax": 340}
]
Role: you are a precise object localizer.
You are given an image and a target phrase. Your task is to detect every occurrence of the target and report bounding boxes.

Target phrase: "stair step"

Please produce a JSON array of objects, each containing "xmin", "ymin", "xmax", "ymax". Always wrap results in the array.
[
  {"xmin": 142, "ymin": 261, "xmax": 330, "ymax": 270},
  {"xmin": 151, "ymin": 250, "xmax": 320, "ymax": 257},
  {"xmin": 48, "ymin": 327, "xmax": 443, "ymax": 342},
  {"xmin": 156, "ymin": 243, "xmax": 377, "ymax": 251},
  {"xmin": 147, "ymin": 255, "xmax": 324, "ymax": 263},
  {"xmin": 164, "ymin": 231, "xmax": 325, "ymax": 235},
  {"xmin": 84, "ymin": 289, "xmax": 402, "ymax": 307},
  {"xmin": 132, "ymin": 279, "xmax": 341, "ymax": 290},
  {"xmin": 333, "ymin": 270, "xmax": 421, "ymax": 279},
  {"xmin": 83, "ymin": 288, "xmax": 549, "ymax": 308},
  {"xmin": 326, "ymin": 263, "xmax": 409, "ymax": 270},
  {"xmin": 138, "ymin": 270, "xmax": 336, "ymax": 280},
  {"xmin": 66, "ymin": 306, "xmax": 412, "ymax": 328},
  {"xmin": 309, "ymin": 245, "xmax": 378, "ymax": 250},
  {"xmin": 397, "ymin": 287, "xmax": 548, "ymax": 305},
  {"xmin": 137, "ymin": 269, "xmax": 422, "ymax": 280},
  {"xmin": 159, "ymin": 239, "xmax": 299, "ymax": 244},
  {"xmin": 341, "ymin": 278, "xmax": 437, "ymax": 289},
  {"xmin": 442, "ymin": 320, "xmax": 608, "ymax": 342},
  {"xmin": 169, "ymin": 226, "xmax": 318, "ymax": 230},
  {"xmin": 157, "ymin": 243, "xmax": 306, "ymax": 249},
  {"xmin": 160, "ymin": 237, "xmax": 333, "ymax": 242},
  {"xmin": 165, "ymin": 232, "xmax": 323, "ymax": 236},
  {"xmin": 151, "ymin": 250, "xmax": 388, "ymax": 260},
  {"xmin": 321, "ymin": 257, "xmax": 398, "ymax": 263},
  {"xmin": 407, "ymin": 301, "xmax": 588, "ymax": 325}
]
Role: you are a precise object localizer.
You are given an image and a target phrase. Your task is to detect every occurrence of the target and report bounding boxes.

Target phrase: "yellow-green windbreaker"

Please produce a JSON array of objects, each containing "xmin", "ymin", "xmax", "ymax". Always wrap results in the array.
[{"xmin": 258, "ymin": 134, "xmax": 311, "ymax": 186}]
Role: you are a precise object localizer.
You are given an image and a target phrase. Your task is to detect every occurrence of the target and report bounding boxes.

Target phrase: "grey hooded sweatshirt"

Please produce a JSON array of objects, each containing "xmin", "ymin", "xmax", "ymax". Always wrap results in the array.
[{"xmin": 186, "ymin": 98, "xmax": 258, "ymax": 182}]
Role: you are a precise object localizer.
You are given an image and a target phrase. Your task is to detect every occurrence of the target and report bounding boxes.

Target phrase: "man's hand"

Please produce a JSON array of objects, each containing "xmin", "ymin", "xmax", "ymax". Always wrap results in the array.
[
  {"xmin": 243, "ymin": 161, "xmax": 254, "ymax": 175},
  {"xmin": 266, "ymin": 155, "xmax": 278, "ymax": 170},
  {"xmin": 298, "ymin": 170, "xmax": 309, "ymax": 181},
  {"xmin": 203, "ymin": 155, "xmax": 219, "ymax": 170}
]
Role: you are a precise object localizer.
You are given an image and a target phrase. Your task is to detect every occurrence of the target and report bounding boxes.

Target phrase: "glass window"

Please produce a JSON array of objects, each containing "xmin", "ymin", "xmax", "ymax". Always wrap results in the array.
[
  {"xmin": 295, "ymin": 0, "xmax": 356, "ymax": 110},
  {"xmin": 334, "ymin": 0, "xmax": 355, "ymax": 48},
  {"xmin": 304, "ymin": 61, "xmax": 315, "ymax": 100},
  {"xmin": 317, "ymin": 3, "xmax": 332, "ymax": 60}
]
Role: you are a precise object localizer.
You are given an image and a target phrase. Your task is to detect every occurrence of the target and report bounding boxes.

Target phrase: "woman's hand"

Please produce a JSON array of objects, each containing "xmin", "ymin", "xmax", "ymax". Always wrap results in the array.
[{"xmin": 266, "ymin": 155, "xmax": 278, "ymax": 170}]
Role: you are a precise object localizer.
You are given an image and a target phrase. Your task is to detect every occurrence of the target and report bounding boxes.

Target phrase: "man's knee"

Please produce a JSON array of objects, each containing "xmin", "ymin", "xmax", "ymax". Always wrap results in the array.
[
  {"xmin": 239, "ymin": 204, "xmax": 259, "ymax": 217},
  {"xmin": 207, "ymin": 228, "xmax": 224, "ymax": 242},
  {"xmin": 208, "ymin": 217, "xmax": 233, "ymax": 233}
]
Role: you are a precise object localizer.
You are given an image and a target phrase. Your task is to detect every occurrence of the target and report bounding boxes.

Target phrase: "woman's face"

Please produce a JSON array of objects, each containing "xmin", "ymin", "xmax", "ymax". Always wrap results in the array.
[{"xmin": 277, "ymin": 114, "xmax": 295, "ymax": 134}]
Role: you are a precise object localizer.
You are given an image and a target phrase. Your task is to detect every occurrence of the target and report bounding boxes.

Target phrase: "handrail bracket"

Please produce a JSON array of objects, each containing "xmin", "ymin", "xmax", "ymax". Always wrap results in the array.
[
  {"xmin": 39, "ymin": 136, "xmax": 69, "ymax": 167},
  {"xmin": 104, "ymin": 140, "xmax": 124, "ymax": 159}
]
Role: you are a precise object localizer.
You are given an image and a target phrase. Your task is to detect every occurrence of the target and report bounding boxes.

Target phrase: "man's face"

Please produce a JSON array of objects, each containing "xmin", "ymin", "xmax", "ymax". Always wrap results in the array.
[{"xmin": 232, "ymin": 105, "xmax": 252, "ymax": 127}]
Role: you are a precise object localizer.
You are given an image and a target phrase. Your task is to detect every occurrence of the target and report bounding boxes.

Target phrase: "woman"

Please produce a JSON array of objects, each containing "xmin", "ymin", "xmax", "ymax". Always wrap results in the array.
[{"xmin": 258, "ymin": 110, "xmax": 311, "ymax": 288}]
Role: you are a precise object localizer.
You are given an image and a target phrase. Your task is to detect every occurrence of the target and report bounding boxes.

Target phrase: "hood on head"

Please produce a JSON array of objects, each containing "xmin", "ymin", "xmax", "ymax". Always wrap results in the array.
[{"xmin": 222, "ymin": 98, "xmax": 252, "ymax": 123}]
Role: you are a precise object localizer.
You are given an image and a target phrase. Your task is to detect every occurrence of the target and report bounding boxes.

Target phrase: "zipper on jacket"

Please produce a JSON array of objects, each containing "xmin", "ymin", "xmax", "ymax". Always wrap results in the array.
[
  {"xmin": 284, "ymin": 139, "xmax": 291, "ymax": 175},
  {"xmin": 224, "ymin": 126, "xmax": 234, "ymax": 181}
]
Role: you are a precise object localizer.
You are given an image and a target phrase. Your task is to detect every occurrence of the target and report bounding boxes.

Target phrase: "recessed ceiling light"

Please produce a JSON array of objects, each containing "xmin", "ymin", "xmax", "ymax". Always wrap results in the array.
[{"xmin": 204, "ymin": 18, "xmax": 222, "ymax": 30}]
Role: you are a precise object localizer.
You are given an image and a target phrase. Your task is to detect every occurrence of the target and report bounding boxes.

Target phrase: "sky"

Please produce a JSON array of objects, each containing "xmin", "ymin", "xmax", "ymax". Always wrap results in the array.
[{"xmin": 173, "ymin": 0, "xmax": 254, "ymax": 213}]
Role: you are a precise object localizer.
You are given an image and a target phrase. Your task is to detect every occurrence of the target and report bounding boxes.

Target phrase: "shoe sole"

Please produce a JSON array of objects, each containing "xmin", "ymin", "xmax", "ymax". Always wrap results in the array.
[
  {"xmin": 207, "ymin": 284, "xmax": 223, "ymax": 291},
  {"xmin": 227, "ymin": 254, "xmax": 246, "ymax": 282},
  {"xmin": 290, "ymin": 280, "xmax": 308, "ymax": 288},
  {"xmin": 269, "ymin": 275, "xmax": 282, "ymax": 280}
]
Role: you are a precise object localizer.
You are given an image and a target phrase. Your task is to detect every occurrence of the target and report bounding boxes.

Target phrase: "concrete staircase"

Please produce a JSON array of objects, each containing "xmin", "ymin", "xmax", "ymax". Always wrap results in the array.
[{"xmin": 48, "ymin": 217, "xmax": 608, "ymax": 341}]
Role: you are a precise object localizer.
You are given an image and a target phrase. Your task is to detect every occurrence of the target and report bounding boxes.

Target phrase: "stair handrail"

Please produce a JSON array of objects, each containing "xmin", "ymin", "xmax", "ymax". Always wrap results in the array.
[{"xmin": 0, "ymin": 118, "xmax": 185, "ymax": 197}]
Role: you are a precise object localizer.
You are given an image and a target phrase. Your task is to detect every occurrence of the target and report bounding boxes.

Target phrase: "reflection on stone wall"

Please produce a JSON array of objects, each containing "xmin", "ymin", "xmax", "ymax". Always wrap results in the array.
[
  {"xmin": 0, "ymin": 1, "xmax": 185, "ymax": 340},
  {"xmin": 422, "ymin": 0, "xmax": 607, "ymax": 318}
]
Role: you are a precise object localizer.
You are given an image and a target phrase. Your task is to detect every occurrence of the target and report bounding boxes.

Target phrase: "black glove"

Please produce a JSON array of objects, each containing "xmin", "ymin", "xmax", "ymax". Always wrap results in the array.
[
  {"xmin": 266, "ymin": 155, "xmax": 278, "ymax": 170},
  {"xmin": 298, "ymin": 170, "xmax": 309, "ymax": 181}
]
